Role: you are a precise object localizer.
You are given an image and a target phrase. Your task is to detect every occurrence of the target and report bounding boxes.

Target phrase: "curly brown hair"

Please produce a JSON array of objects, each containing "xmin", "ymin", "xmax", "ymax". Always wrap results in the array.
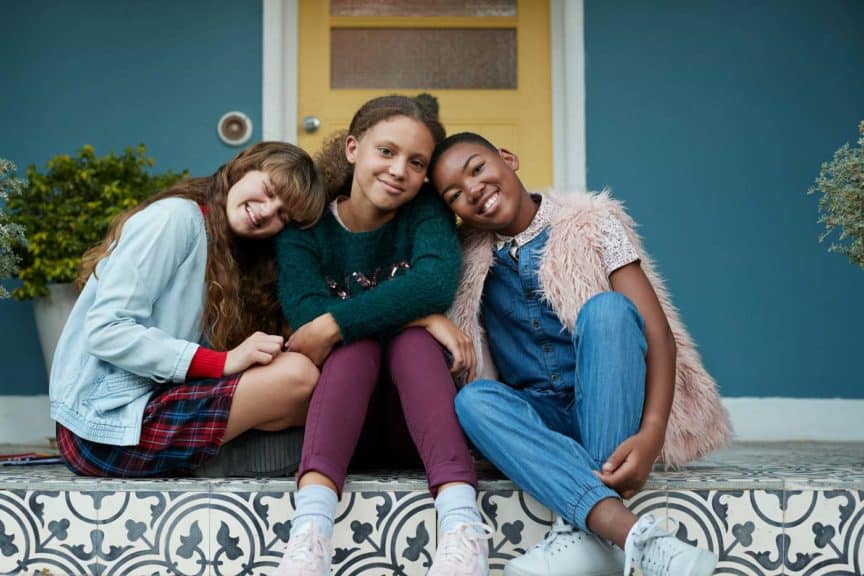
[
  {"xmin": 76, "ymin": 141, "xmax": 325, "ymax": 350},
  {"xmin": 315, "ymin": 95, "xmax": 446, "ymax": 200}
]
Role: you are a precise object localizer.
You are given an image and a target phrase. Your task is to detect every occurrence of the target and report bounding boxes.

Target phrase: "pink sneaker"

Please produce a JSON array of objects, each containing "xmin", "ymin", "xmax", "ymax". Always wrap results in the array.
[
  {"xmin": 427, "ymin": 523, "xmax": 493, "ymax": 576},
  {"xmin": 274, "ymin": 523, "xmax": 332, "ymax": 576}
]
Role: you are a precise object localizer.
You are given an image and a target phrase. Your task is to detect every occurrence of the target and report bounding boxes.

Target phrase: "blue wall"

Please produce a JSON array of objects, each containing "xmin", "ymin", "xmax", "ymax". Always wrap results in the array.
[
  {"xmin": 3, "ymin": 1, "xmax": 863, "ymax": 399},
  {"xmin": 585, "ymin": 0, "xmax": 864, "ymax": 397},
  {"xmin": 0, "ymin": 0, "xmax": 262, "ymax": 394}
]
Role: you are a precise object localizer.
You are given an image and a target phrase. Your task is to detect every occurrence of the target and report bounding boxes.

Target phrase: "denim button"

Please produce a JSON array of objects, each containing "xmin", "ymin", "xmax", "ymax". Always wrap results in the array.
[
  {"xmin": 551, "ymin": 373, "xmax": 560, "ymax": 381},
  {"xmin": 532, "ymin": 319, "xmax": 540, "ymax": 328}
]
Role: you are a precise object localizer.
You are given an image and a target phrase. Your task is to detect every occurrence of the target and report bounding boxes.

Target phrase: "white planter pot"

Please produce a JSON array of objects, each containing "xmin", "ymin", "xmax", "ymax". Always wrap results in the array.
[{"xmin": 32, "ymin": 282, "xmax": 78, "ymax": 375}]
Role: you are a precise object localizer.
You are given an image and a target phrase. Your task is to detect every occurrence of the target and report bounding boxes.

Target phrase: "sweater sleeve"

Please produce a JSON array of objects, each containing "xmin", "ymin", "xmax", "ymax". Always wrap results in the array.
[
  {"xmin": 276, "ymin": 193, "xmax": 461, "ymax": 342},
  {"xmin": 276, "ymin": 224, "xmax": 341, "ymax": 331},
  {"xmin": 327, "ymin": 193, "xmax": 461, "ymax": 342},
  {"xmin": 186, "ymin": 346, "xmax": 227, "ymax": 380}
]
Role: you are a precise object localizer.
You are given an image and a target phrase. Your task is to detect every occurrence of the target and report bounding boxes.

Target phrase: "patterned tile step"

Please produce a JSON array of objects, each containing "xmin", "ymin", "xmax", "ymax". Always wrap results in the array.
[{"xmin": 0, "ymin": 442, "xmax": 862, "ymax": 575}]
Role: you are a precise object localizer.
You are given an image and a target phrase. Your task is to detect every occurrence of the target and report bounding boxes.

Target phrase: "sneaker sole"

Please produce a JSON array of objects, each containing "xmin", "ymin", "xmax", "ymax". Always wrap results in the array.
[
  {"xmin": 504, "ymin": 566, "xmax": 620, "ymax": 576},
  {"xmin": 688, "ymin": 553, "xmax": 718, "ymax": 575}
]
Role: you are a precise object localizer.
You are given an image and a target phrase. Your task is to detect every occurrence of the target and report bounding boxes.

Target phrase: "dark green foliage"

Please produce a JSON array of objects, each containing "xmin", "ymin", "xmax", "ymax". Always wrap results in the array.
[
  {"xmin": 6, "ymin": 144, "xmax": 187, "ymax": 299},
  {"xmin": 809, "ymin": 121, "xmax": 864, "ymax": 271},
  {"xmin": 0, "ymin": 159, "xmax": 26, "ymax": 298}
]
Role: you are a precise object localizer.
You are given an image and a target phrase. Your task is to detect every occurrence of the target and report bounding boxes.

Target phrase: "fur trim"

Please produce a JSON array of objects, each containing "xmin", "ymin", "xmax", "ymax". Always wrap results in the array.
[
  {"xmin": 448, "ymin": 190, "xmax": 732, "ymax": 466},
  {"xmin": 448, "ymin": 229, "xmax": 498, "ymax": 380}
]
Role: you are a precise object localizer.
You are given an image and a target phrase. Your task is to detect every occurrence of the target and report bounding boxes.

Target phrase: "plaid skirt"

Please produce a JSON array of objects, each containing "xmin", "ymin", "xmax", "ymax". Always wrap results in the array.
[{"xmin": 57, "ymin": 375, "xmax": 240, "ymax": 477}]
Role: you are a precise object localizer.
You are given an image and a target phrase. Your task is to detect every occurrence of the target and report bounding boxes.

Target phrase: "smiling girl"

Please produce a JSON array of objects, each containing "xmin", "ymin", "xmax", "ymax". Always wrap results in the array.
[
  {"xmin": 51, "ymin": 142, "xmax": 326, "ymax": 478},
  {"xmin": 274, "ymin": 95, "xmax": 489, "ymax": 576}
]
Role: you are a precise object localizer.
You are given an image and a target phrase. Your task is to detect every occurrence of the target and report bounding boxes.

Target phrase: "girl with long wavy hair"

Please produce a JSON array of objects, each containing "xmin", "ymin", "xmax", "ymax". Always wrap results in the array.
[
  {"xmin": 274, "ymin": 95, "xmax": 490, "ymax": 576},
  {"xmin": 51, "ymin": 141, "xmax": 326, "ymax": 478}
]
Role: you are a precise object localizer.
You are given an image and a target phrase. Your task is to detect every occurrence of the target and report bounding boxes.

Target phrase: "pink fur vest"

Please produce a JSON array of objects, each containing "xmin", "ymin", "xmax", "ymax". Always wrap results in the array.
[{"xmin": 447, "ymin": 190, "xmax": 731, "ymax": 466}]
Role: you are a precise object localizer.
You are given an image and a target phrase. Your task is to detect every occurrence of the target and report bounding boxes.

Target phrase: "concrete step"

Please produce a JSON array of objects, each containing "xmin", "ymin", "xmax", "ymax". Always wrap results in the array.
[{"xmin": 0, "ymin": 442, "xmax": 862, "ymax": 575}]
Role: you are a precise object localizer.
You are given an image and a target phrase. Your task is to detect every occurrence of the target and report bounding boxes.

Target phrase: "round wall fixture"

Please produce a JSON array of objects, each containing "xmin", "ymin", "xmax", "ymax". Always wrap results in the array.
[{"xmin": 217, "ymin": 111, "xmax": 253, "ymax": 146}]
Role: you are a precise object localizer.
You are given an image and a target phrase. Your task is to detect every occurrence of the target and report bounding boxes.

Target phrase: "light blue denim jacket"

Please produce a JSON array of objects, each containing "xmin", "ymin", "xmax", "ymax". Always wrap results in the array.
[{"xmin": 50, "ymin": 197, "xmax": 208, "ymax": 446}]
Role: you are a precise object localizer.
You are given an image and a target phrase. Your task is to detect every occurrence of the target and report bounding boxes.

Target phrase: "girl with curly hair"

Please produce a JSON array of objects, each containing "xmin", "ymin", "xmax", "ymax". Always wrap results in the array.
[{"xmin": 275, "ymin": 95, "xmax": 490, "ymax": 576}]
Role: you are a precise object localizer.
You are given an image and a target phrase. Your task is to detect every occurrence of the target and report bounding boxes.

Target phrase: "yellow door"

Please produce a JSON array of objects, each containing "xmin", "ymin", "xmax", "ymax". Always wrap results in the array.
[{"xmin": 298, "ymin": 0, "xmax": 552, "ymax": 189}]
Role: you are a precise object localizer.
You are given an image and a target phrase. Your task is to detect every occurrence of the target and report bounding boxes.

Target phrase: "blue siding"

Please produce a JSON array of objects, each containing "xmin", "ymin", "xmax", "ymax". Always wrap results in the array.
[
  {"xmin": 585, "ymin": 0, "xmax": 864, "ymax": 397},
  {"xmin": 0, "ymin": 0, "xmax": 262, "ymax": 394},
  {"xmin": 2, "ymin": 0, "xmax": 862, "ymax": 399}
]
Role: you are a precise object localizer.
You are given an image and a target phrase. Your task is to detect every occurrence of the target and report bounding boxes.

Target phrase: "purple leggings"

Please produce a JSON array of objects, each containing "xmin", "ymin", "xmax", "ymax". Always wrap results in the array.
[{"xmin": 299, "ymin": 327, "xmax": 477, "ymax": 496}]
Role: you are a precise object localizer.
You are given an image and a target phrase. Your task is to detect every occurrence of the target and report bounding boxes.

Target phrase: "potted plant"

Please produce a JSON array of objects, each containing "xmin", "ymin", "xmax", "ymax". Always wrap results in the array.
[
  {"xmin": 809, "ymin": 120, "xmax": 864, "ymax": 270},
  {"xmin": 5, "ymin": 144, "xmax": 185, "ymax": 371},
  {"xmin": 0, "ymin": 159, "xmax": 26, "ymax": 299}
]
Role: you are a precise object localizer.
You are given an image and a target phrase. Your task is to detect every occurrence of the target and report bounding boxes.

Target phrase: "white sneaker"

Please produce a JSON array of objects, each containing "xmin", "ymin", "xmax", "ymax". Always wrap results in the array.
[
  {"xmin": 274, "ymin": 522, "xmax": 332, "ymax": 576},
  {"xmin": 427, "ymin": 522, "xmax": 493, "ymax": 576},
  {"xmin": 624, "ymin": 515, "xmax": 716, "ymax": 576},
  {"xmin": 504, "ymin": 517, "xmax": 624, "ymax": 576}
]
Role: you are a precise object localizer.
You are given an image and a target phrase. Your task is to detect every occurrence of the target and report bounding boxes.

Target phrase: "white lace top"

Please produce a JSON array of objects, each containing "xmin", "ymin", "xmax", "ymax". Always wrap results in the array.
[{"xmin": 597, "ymin": 213, "xmax": 640, "ymax": 275}]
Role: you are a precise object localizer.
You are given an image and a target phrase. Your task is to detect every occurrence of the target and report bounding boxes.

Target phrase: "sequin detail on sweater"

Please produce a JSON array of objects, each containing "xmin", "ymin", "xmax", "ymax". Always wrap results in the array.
[{"xmin": 326, "ymin": 261, "xmax": 412, "ymax": 300}]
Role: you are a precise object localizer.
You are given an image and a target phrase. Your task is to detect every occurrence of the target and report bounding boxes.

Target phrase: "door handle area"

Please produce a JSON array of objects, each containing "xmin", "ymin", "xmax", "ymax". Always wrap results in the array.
[{"xmin": 302, "ymin": 116, "xmax": 321, "ymax": 133}]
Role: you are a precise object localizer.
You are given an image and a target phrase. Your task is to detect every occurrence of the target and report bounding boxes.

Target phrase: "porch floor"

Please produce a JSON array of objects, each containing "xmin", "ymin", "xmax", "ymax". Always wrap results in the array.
[{"xmin": 1, "ymin": 442, "xmax": 862, "ymax": 575}]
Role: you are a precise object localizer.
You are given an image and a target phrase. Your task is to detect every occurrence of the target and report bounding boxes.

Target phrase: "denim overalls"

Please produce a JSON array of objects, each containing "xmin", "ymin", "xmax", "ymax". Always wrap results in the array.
[{"xmin": 455, "ymin": 226, "xmax": 649, "ymax": 531}]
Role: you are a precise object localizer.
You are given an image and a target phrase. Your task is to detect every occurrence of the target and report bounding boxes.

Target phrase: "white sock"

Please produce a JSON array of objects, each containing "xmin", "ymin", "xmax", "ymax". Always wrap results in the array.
[
  {"xmin": 435, "ymin": 484, "xmax": 482, "ymax": 534},
  {"xmin": 290, "ymin": 484, "xmax": 338, "ymax": 539}
]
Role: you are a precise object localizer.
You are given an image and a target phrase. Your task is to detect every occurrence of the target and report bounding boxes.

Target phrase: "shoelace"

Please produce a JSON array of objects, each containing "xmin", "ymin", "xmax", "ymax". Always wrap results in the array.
[
  {"xmin": 539, "ymin": 516, "xmax": 579, "ymax": 552},
  {"xmin": 285, "ymin": 525, "xmax": 328, "ymax": 564},
  {"xmin": 623, "ymin": 515, "xmax": 682, "ymax": 576},
  {"xmin": 436, "ymin": 523, "xmax": 493, "ymax": 568}
]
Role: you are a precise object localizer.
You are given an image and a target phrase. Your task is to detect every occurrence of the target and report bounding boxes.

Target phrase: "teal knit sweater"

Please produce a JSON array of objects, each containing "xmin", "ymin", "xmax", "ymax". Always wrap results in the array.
[{"xmin": 276, "ymin": 191, "xmax": 461, "ymax": 342}]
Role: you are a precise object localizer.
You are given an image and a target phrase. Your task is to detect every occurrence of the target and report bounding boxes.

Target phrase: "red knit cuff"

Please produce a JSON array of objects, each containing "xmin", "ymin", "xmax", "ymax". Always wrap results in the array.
[{"xmin": 186, "ymin": 347, "xmax": 227, "ymax": 380}]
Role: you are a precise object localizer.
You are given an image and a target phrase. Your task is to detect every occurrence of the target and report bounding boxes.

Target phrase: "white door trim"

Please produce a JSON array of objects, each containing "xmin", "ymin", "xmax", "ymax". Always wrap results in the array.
[
  {"xmin": 262, "ymin": 0, "xmax": 298, "ymax": 142},
  {"xmin": 550, "ymin": 0, "xmax": 587, "ymax": 191}
]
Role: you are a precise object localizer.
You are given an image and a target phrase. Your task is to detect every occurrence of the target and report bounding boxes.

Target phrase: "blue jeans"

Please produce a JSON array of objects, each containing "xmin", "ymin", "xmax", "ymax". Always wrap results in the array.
[{"xmin": 455, "ymin": 292, "xmax": 647, "ymax": 531}]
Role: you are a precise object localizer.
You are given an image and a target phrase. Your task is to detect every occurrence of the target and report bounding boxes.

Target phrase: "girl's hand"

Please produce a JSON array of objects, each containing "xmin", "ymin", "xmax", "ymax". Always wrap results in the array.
[
  {"xmin": 286, "ymin": 313, "xmax": 342, "ymax": 366},
  {"xmin": 594, "ymin": 425, "xmax": 665, "ymax": 499},
  {"xmin": 224, "ymin": 331, "xmax": 285, "ymax": 375},
  {"xmin": 411, "ymin": 314, "xmax": 476, "ymax": 383}
]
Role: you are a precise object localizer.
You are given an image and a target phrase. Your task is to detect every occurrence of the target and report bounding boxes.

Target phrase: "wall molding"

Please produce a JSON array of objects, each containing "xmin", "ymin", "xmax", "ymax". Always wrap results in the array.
[
  {"xmin": 722, "ymin": 397, "xmax": 864, "ymax": 442},
  {"xmin": 0, "ymin": 396, "xmax": 54, "ymax": 446},
  {"xmin": 3, "ymin": 396, "xmax": 863, "ymax": 447}
]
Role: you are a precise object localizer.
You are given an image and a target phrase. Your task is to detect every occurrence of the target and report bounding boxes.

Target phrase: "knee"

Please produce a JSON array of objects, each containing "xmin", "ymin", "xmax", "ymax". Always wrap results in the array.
[
  {"xmin": 454, "ymin": 380, "xmax": 499, "ymax": 428},
  {"xmin": 325, "ymin": 338, "xmax": 381, "ymax": 377},
  {"xmin": 276, "ymin": 352, "xmax": 319, "ymax": 400},
  {"xmin": 294, "ymin": 356, "xmax": 320, "ymax": 398},
  {"xmin": 576, "ymin": 292, "xmax": 643, "ymax": 337},
  {"xmin": 389, "ymin": 326, "xmax": 436, "ymax": 357},
  {"xmin": 332, "ymin": 338, "xmax": 381, "ymax": 362}
]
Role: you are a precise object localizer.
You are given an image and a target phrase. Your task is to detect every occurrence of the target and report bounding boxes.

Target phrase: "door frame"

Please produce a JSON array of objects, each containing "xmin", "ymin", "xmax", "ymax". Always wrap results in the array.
[{"xmin": 261, "ymin": 0, "xmax": 585, "ymax": 190}]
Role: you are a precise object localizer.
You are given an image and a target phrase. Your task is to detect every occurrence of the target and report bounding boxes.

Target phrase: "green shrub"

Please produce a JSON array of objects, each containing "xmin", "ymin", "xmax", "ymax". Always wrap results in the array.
[
  {"xmin": 0, "ymin": 159, "xmax": 26, "ymax": 299},
  {"xmin": 6, "ymin": 144, "xmax": 186, "ymax": 299},
  {"xmin": 809, "ymin": 121, "xmax": 864, "ymax": 270}
]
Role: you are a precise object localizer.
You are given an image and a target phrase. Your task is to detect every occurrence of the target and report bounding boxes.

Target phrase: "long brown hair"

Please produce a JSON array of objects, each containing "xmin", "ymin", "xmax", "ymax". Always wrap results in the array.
[
  {"xmin": 315, "ymin": 95, "xmax": 446, "ymax": 200},
  {"xmin": 77, "ymin": 141, "xmax": 325, "ymax": 350}
]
